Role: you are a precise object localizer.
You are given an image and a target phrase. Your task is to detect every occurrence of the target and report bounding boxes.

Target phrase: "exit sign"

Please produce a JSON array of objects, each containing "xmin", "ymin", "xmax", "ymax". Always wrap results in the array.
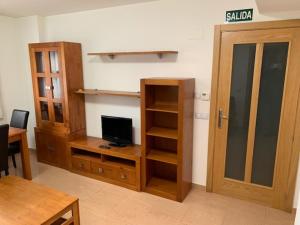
[{"xmin": 226, "ymin": 9, "xmax": 253, "ymax": 23}]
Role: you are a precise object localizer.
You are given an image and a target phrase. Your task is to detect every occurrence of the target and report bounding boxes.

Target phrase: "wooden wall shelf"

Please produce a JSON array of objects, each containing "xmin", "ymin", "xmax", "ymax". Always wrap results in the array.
[
  {"xmin": 75, "ymin": 89, "xmax": 140, "ymax": 98},
  {"xmin": 87, "ymin": 51, "xmax": 178, "ymax": 59}
]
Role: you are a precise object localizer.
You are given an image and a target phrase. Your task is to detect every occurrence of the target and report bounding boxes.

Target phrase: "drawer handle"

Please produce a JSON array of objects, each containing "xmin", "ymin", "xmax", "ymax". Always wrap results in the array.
[
  {"xmin": 120, "ymin": 173, "xmax": 127, "ymax": 180},
  {"xmin": 79, "ymin": 163, "xmax": 84, "ymax": 168},
  {"xmin": 98, "ymin": 168, "xmax": 104, "ymax": 174}
]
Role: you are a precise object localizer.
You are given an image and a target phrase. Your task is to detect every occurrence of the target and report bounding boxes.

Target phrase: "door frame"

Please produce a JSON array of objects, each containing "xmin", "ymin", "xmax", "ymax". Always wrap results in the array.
[{"xmin": 207, "ymin": 19, "xmax": 300, "ymax": 211}]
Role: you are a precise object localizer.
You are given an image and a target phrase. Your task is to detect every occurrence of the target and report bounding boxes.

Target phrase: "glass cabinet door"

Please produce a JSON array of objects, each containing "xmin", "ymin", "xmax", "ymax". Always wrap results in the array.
[
  {"xmin": 48, "ymin": 49, "xmax": 64, "ymax": 124},
  {"xmin": 49, "ymin": 51, "xmax": 59, "ymax": 74},
  {"xmin": 53, "ymin": 103, "xmax": 64, "ymax": 123},
  {"xmin": 38, "ymin": 77, "xmax": 48, "ymax": 97},
  {"xmin": 40, "ymin": 101, "xmax": 50, "ymax": 121},
  {"xmin": 51, "ymin": 77, "xmax": 62, "ymax": 99},
  {"xmin": 33, "ymin": 47, "xmax": 65, "ymax": 125},
  {"xmin": 35, "ymin": 52, "xmax": 45, "ymax": 73}
]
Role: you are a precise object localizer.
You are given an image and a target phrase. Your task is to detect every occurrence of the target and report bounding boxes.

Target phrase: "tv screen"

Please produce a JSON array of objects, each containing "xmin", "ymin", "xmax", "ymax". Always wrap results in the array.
[{"xmin": 101, "ymin": 115, "xmax": 133, "ymax": 147}]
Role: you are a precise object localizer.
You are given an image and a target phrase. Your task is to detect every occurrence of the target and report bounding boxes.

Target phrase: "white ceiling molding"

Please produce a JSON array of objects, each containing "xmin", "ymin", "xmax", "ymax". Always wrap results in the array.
[{"xmin": 0, "ymin": 0, "xmax": 158, "ymax": 18}]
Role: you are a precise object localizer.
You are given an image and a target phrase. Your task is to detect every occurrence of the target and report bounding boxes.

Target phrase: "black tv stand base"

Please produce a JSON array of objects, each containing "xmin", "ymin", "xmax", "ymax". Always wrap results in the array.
[{"xmin": 109, "ymin": 143, "xmax": 127, "ymax": 147}]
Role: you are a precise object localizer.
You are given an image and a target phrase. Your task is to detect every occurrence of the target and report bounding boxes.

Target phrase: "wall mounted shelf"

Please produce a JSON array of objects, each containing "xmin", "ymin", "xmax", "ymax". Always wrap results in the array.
[
  {"xmin": 87, "ymin": 51, "xmax": 178, "ymax": 59},
  {"xmin": 75, "ymin": 89, "xmax": 140, "ymax": 98}
]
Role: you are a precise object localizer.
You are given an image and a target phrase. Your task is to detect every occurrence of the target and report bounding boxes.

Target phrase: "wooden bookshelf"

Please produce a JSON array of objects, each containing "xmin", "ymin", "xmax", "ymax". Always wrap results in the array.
[
  {"xmin": 141, "ymin": 78, "xmax": 195, "ymax": 202},
  {"xmin": 88, "ymin": 51, "xmax": 178, "ymax": 59},
  {"xmin": 146, "ymin": 149, "xmax": 177, "ymax": 165},
  {"xmin": 75, "ymin": 89, "xmax": 140, "ymax": 98}
]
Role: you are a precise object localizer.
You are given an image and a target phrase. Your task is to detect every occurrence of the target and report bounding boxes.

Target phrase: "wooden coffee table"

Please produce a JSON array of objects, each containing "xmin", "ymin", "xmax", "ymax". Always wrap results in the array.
[{"xmin": 0, "ymin": 176, "xmax": 80, "ymax": 225}]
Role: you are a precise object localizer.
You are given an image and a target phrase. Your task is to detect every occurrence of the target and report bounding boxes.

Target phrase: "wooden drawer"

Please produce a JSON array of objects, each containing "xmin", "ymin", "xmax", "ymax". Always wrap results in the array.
[
  {"xmin": 72, "ymin": 156, "xmax": 91, "ymax": 173},
  {"xmin": 91, "ymin": 161, "xmax": 115, "ymax": 179},
  {"xmin": 116, "ymin": 167, "xmax": 136, "ymax": 185}
]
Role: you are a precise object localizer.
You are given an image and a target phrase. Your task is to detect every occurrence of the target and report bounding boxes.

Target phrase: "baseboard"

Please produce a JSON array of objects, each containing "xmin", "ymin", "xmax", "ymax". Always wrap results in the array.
[{"xmin": 192, "ymin": 183, "xmax": 206, "ymax": 191}]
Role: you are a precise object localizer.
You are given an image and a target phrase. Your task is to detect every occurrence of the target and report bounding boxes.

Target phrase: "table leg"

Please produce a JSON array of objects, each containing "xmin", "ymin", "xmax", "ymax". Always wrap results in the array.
[
  {"xmin": 72, "ymin": 200, "xmax": 80, "ymax": 225},
  {"xmin": 20, "ymin": 132, "xmax": 32, "ymax": 180}
]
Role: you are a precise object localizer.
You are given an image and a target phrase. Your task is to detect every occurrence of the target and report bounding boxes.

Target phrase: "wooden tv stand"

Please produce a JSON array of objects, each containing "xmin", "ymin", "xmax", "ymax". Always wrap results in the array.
[{"xmin": 67, "ymin": 136, "xmax": 141, "ymax": 191}]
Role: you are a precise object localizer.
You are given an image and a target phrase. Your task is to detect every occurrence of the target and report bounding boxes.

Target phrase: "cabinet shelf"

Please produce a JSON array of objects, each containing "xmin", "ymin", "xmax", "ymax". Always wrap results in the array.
[
  {"xmin": 146, "ymin": 104, "xmax": 178, "ymax": 113},
  {"xmin": 145, "ymin": 177, "xmax": 177, "ymax": 200},
  {"xmin": 146, "ymin": 149, "xmax": 177, "ymax": 165},
  {"xmin": 75, "ymin": 89, "xmax": 140, "ymax": 98},
  {"xmin": 146, "ymin": 127, "xmax": 178, "ymax": 139},
  {"xmin": 88, "ymin": 51, "xmax": 178, "ymax": 59}
]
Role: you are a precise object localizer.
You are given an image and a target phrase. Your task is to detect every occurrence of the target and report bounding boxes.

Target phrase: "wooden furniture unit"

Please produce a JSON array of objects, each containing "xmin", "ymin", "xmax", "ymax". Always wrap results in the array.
[
  {"xmin": 0, "ymin": 176, "xmax": 80, "ymax": 225},
  {"xmin": 75, "ymin": 89, "xmax": 140, "ymax": 98},
  {"xmin": 68, "ymin": 136, "xmax": 141, "ymax": 191},
  {"xmin": 141, "ymin": 78, "xmax": 195, "ymax": 201},
  {"xmin": 29, "ymin": 42, "xmax": 86, "ymax": 169},
  {"xmin": 8, "ymin": 127, "xmax": 32, "ymax": 180},
  {"xmin": 88, "ymin": 50, "xmax": 178, "ymax": 59}
]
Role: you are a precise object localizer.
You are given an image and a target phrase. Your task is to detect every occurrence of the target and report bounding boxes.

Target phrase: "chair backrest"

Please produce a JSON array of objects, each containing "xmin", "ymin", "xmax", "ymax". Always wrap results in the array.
[
  {"xmin": 0, "ymin": 124, "xmax": 9, "ymax": 172},
  {"xmin": 10, "ymin": 109, "xmax": 29, "ymax": 129}
]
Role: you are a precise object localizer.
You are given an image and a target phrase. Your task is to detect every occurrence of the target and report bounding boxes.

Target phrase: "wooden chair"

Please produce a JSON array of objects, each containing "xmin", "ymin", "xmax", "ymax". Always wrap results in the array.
[
  {"xmin": 0, "ymin": 124, "xmax": 9, "ymax": 177},
  {"xmin": 8, "ymin": 109, "xmax": 29, "ymax": 168}
]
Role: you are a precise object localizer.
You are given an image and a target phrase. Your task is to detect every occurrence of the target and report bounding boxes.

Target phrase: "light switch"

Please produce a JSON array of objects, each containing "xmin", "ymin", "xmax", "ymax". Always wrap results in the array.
[{"xmin": 195, "ymin": 91, "xmax": 210, "ymax": 101}]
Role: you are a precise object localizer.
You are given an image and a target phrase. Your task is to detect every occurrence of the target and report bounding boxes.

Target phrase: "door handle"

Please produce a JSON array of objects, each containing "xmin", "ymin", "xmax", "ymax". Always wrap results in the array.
[{"xmin": 218, "ymin": 109, "xmax": 229, "ymax": 128}]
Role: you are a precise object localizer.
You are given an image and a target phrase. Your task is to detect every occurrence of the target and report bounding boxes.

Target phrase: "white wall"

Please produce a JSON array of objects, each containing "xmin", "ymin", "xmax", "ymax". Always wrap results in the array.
[
  {"xmin": 40, "ymin": 0, "xmax": 275, "ymax": 185},
  {"xmin": 0, "ymin": 16, "xmax": 39, "ymax": 147},
  {"xmin": 1, "ymin": 0, "xmax": 300, "ymax": 208}
]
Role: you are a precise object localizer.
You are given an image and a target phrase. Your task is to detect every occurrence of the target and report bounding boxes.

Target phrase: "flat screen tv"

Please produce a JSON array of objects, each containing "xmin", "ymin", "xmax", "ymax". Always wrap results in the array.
[{"xmin": 101, "ymin": 115, "xmax": 133, "ymax": 147}]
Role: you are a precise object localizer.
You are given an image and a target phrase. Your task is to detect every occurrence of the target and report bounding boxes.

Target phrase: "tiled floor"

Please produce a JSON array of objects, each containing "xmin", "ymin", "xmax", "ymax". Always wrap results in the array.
[{"xmin": 7, "ymin": 151, "xmax": 296, "ymax": 225}]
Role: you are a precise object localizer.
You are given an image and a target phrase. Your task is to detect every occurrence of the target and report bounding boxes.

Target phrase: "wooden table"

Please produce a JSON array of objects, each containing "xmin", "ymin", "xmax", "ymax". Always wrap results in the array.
[
  {"xmin": 0, "ymin": 176, "xmax": 80, "ymax": 225},
  {"xmin": 8, "ymin": 127, "xmax": 32, "ymax": 180}
]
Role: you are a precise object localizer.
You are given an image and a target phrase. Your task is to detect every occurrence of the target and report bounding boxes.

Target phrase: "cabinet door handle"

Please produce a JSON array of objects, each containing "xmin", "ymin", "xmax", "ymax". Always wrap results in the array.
[
  {"xmin": 98, "ymin": 168, "xmax": 104, "ymax": 174},
  {"xmin": 120, "ymin": 173, "xmax": 127, "ymax": 180},
  {"xmin": 79, "ymin": 163, "xmax": 84, "ymax": 168}
]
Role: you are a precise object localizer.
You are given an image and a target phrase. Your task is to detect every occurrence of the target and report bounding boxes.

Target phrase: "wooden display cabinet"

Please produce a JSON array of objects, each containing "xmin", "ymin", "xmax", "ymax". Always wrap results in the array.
[
  {"xmin": 141, "ymin": 78, "xmax": 195, "ymax": 201},
  {"xmin": 29, "ymin": 42, "xmax": 86, "ymax": 169}
]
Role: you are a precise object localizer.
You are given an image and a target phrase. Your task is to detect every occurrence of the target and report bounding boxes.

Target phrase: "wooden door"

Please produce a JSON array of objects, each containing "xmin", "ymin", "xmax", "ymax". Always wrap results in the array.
[
  {"xmin": 30, "ymin": 46, "xmax": 66, "ymax": 131},
  {"xmin": 210, "ymin": 27, "xmax": 300, "ymax": 211}
]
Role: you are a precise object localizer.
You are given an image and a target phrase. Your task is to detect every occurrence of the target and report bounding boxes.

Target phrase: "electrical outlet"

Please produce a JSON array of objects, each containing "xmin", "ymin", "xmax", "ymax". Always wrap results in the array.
[{"xmin": 195, "ymin": 112, "xmax": 209, "ymax": 120}]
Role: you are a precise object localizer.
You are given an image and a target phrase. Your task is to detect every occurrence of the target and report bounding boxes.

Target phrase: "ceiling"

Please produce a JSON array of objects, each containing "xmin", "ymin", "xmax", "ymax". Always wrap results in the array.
[
  {"xmin": 255, "ymin": 0, "xmax": 300, "ymax": 13},
  {"xmin": 0, "ymin": 0, "xmax": 157, "ymax": 17}
]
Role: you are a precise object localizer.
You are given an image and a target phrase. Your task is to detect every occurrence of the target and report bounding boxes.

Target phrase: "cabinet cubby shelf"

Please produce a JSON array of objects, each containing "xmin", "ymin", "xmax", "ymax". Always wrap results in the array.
[
  {"xmin": 75, "ymin": 89, "xmax": 140, "ymax": 98},
  {"xmin": 146, "ymin": 127, "xmax": 178, "ymax": 139},
  {"xmin": 146, "ymin": 149, "xmax": 177, "ymax": 165},
  {"xmin": 145, "ymin": 177, "xmax": 177, "ymax": 200},
  {"xmin": 88, "ymin": 51, "xmax": 178, "ymax": 59},
  {"xmin": 146, "ymin": 104, "xmax": 178, "ymax": 113}
]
